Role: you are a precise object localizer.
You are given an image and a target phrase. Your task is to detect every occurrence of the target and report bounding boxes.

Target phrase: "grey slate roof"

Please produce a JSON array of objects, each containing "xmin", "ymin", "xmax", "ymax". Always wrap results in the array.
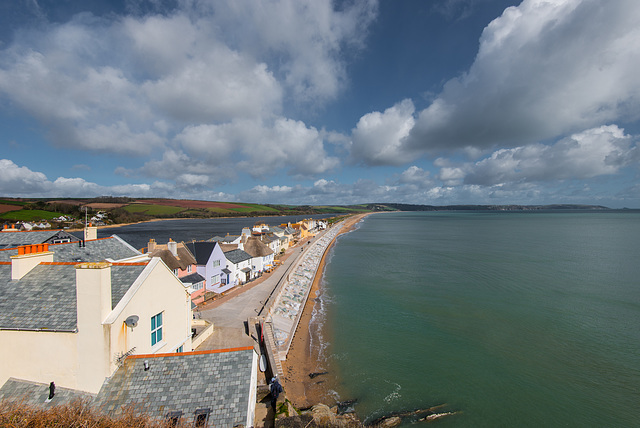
[
  {"xmin": 0, "ymin": 230, "xmax": 71, "ymax": 249},
  {"xmin": 224, "ymin": 249, "xmax": 252, "ymax": 264},
  {"xmin": 180, "ymin": 272, "xmax": 205, "ymax": 285},
  {"xmin": 0, "ymin": 235, "xmax": 140, "ymax": 263},
  {"xmin": 0, "ymin": 263, "xmax": 147, "ymax": 331},
  {"xmin": 0, "ymin": 349, "xmax": 255, "ymax": 427},
  {"xmin": 0, "ymin": 378, "xmax": 95, "ymax": 408},
  {"xmin": 41, "ymin": 230, "xmax": 82, "ymax": 244},
  {"xmin": 184, "ymin": 241, "xmax": 217, "ymax": 266},
  {"xmin": 94, "ymin": 349, "xmax": 255, "ymax": 426}
]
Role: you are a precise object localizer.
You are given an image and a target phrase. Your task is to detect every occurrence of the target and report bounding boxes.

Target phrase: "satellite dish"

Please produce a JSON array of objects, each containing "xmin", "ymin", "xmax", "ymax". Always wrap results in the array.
[{"xmin": 125, "ymin": 315, "xmax": 139, "ymax": 329}]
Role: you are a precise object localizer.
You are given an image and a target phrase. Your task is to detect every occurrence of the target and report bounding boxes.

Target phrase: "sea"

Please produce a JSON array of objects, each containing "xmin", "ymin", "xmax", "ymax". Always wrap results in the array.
[
  {"xmin": 95, "ymin": 211, "xmax": 639, "ymax": 426},
  {"xmin": 314, "ymin": 211, "xmax": 640, "ymax": 427}
]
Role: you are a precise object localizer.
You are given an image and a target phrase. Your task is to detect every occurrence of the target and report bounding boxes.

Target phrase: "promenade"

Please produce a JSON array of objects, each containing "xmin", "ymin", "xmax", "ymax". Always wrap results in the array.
[
  {"xmin": 192, "ymin": 216, "xmax": 366, "ymax": 426},
  {"xmin": 264, "ymin": 223, "xmax": 344, "ymax": 359},
  {"xmin": 194, "ymin": 222, "xmax": 343, "ymax": 351}
]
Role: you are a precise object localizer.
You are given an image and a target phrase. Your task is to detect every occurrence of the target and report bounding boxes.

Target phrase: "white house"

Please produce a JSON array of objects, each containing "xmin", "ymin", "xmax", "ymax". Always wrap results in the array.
[
  {"xmin": 184, "ymin": 241, "xmax": 233, "ymax": 294},
  {"xmin": 223, "ymin": 249, "xmax": 253, "ymax": 285},
  {"xmin": 242, "ymin": 236, "xmax": 275, "ymax": 274},
  {"xmin": 0, "ymin": 244, "xmax": 193, "ymax": 394}
]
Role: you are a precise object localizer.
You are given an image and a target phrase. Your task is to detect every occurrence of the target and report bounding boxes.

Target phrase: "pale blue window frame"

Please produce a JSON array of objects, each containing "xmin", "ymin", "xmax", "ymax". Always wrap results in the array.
[{"xmin": 151, "ymin": 312, "xmax": 163, "ymax": 346}]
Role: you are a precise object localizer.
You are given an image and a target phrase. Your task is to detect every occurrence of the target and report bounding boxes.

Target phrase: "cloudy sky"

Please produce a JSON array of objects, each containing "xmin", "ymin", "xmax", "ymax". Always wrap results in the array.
[{"xmin": 1, "ymin": 0, "xmax": 639, "ymax": 207}]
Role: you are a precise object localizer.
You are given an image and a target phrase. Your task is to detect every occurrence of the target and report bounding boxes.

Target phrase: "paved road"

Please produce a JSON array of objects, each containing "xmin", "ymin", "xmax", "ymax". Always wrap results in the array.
[{"xmin": 194, "ymin": 238, "xmax": 310, "ymax": 349}]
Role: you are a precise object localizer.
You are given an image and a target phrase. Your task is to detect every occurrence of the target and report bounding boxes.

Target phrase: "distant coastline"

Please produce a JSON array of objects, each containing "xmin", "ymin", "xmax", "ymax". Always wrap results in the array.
[{"xmin": 369, "ymin": 203, "xmax": 612, "ymax": 212}]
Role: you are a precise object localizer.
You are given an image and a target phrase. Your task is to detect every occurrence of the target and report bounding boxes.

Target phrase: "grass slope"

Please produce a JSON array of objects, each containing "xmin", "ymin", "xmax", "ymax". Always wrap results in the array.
[
  {"xmin": 123, "ymin": 204, "xmax": 185, "ymax": 216},
  {"xmin": 0, "ymin": 209, "xmax": 60, "ymax": 221}
]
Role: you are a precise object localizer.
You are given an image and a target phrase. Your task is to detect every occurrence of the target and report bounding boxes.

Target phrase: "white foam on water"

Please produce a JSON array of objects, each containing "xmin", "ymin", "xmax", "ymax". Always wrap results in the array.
[{"xmin": 383, "ymin": 382, "xmax": 402, "ymax": 403}]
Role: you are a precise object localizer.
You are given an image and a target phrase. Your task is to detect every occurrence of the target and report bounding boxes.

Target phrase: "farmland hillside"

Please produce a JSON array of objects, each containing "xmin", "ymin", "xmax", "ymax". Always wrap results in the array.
[{"xmin": 0, "ymin": 197, "xmax": 371, "ymax": 226}]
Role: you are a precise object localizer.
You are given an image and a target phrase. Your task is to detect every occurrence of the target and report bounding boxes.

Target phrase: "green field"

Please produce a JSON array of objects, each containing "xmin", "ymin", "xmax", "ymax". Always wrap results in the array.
[
  {"xmin": 205, "ymin": 207, "xmax": 237, "ymax": 214},
  {"xmin": 123, "ymin": 204, "xmax": 185, "ymax": 216},
  {"xmin": 0, "ymin": 199, "xmax": 28, "ymax": 206},
  {"xmin": 228, "ymin": 204, "xmax": 279, "ymax": 213},
  {"xmin": 313, "ymin": 205, "xmax": 370, "ymax": 213},
  {"xmin": 0, "ymin": 209, "xmax": 60, "ymax": 221}
]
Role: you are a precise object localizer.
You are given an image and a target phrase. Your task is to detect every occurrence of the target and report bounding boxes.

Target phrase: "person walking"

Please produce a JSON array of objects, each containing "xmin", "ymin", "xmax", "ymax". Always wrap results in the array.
[{"xmin": 269, "ymin": 376, "xmax": 283, "ymax": 410}]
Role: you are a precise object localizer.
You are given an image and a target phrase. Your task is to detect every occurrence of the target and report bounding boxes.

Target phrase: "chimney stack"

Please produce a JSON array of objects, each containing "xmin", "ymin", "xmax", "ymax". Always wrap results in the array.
[
  {"xmin": 84, "ymin": 223, "xmax": 97, "ymax": 241},
  {"xmin": 75, "ymin": 261, "xmax": 112, "ymax": 321},
  {"xmin": 11, "ymin": 244, "xmax": 53, "ymax": 280},
  {"xmin": 148, "ymin": 239, "xmax": 157, "ymax": 253},
  {"xmin": 75, "ymin": 261, "xmax": 112, "ymax": 392},
  {"xmin": 167, "ymin": 239, "xmax": 178, "ymax": 257}
]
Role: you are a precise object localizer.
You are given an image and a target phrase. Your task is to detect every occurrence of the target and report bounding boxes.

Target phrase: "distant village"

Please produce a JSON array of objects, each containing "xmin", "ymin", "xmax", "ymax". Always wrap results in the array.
[
  {"xmin": 0, "ymin": 216, "xmax": 331, "ymax": 427},
  {"xmin": 5, "ymin": 210, "xmax": 110, "ymax": 231}
]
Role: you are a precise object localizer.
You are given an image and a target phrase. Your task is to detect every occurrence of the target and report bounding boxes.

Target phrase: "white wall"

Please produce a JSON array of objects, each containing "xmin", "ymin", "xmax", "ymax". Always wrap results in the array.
[
  {"xmin": 104, "ymin": 259, "xmax": 193, "ymax": 369},
  {"xmin": 0, "ymin": 258, "xmax": 193, "ymax": 394},
  {"xmin": 0, "ymin": 330, "xmax": 78, "ymax": 391}
]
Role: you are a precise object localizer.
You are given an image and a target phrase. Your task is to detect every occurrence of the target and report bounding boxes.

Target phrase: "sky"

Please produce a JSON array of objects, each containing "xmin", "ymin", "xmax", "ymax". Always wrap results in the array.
[{"xmin": 0, "ymin": 0, "xmax": 639, "ymax": 208}]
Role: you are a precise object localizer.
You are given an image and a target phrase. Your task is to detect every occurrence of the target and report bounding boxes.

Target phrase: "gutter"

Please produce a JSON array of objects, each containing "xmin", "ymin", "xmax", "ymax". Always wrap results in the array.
[{"xmin": 0, "ymin": 326, "xmax": 77, "ymax": 333}]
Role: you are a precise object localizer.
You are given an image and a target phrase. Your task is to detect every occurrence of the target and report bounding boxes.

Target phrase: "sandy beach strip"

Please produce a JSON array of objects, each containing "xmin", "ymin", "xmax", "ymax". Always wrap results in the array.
[{"xmin": 281, "ymin": 212, "xmax": 372, "ymax": 409}]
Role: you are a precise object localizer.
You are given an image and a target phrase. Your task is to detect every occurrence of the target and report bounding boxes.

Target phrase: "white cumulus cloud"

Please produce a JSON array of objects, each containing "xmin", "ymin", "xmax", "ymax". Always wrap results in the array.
[
  {"xmin": 404, "ymin": 0, "xmax": 640, "ymax": 154},
  {"xmin": 464, "ymin": 125, "xmax": 637, "ymax": 185},
  {"xmin": 0, "ymin": 0, "xmax": 378, "ymax": 184},
  {"xmin": 351, "ymin": 99, "xmax": 417, "ymax": 165},
  {"xmin": 175, "ymin": 117, "xmax": 340, "ymax": 179}
]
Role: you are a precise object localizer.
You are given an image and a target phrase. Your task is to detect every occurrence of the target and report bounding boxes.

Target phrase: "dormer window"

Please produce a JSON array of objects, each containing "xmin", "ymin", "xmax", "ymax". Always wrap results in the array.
[
  {"xmin": 194, "ymin": 409, "xmax": 211, "ymax": 427},
  {"xmin": 166, "ymin": 411, "xmax": 182, "ymax": 427}
]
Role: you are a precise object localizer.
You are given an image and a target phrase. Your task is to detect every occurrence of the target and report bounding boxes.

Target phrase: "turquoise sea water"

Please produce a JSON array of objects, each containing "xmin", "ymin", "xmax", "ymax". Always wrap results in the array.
[{"xmin": 319, "ymin": 211, "xmax": 640, "ymax": 427}]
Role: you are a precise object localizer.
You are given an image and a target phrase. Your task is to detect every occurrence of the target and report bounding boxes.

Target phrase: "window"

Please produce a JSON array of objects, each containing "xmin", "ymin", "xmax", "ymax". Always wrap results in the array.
[
  {"xmin": 166, "ymin": 411, "xmax": 182, "ymax": 427},
  {"xmin": 187, "ymin": 265, "xmax": 192, "ymax": 273},
  {"xmin": 176, "ymin": 345, "xmax": 183, "ymax": 353},
  {"xmin": 151, "ymin": 312, "xmax": 163, "ymax": 346},
  {"xmin": 211, "ymin": 274, "xmax": 220, "ymax": 285},
  {"xmin": 212, "ymin": 259, "xmax": 220, "ymax": 268},
  {"xmin": 173, "ymin": 269, "xmax": 179, "ymax": 276},
  {"xmin": 191, "ymin": 282, "xmax": 203, "ymax": 291},
  {"xmin": 194, "ymin": 409, "xmax": 211, "ymax": 428}
]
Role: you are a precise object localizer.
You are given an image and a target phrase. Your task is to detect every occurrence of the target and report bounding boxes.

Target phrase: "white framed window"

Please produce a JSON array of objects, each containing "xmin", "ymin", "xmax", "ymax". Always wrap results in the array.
[
  {"xmin": 176, "ymin": 345, "xmax": 183, "ymax": 353},
  {"xmin": 151, "ymin": 312, "xmax": 163, "ymax": 346},
  {"xmin": 211, "ymin": 274, "xmax": 220, "ymax": 284},
  {"xmin": 187, "ymin": 265, "xmax": 192, "ymax": 273},
  {"xmin": 191, "ymin": 282, "xmax": 203, "ymax": 291},
  {"xmin": 212, "ymin": 259, "xmax": 220, "ymax": 268}
]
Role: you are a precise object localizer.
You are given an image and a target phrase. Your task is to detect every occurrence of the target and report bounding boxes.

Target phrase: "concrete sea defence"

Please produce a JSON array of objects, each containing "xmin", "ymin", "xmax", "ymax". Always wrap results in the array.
[{"xmin": 262, "ymin": 220, "xmax": 345, "ymax": 365}]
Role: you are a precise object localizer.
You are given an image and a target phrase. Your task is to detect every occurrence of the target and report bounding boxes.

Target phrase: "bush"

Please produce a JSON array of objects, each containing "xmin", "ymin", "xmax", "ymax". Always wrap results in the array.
[{"xmin": 0, "ymin": 399, "xmax": 182, "ymax": 428}]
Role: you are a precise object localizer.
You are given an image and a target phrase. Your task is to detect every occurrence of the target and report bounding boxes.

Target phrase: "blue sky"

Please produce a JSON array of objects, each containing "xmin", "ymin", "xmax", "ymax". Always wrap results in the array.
[{"xmin": 1, "ymin": 0, "xmax": 639, "ymax": 207}]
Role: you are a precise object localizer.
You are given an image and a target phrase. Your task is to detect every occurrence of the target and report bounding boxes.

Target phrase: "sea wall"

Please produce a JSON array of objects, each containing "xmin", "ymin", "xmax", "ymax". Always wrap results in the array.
[{"xmin": 264, "ymin": 220, "xmax": 345, "ymax": 361}]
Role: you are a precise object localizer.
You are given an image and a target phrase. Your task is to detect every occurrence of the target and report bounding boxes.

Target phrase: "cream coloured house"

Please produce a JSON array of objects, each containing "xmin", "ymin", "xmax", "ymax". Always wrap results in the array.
[{"xmin": 0, "ymin": 243, "xmax": 193, "ymax": 394}]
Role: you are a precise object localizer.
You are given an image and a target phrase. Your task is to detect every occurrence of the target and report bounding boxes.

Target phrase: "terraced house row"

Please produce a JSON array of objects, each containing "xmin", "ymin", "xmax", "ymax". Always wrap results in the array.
[{"xmin": 0, "ymin": 218, "xmax": 326, "ymax": 426}]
